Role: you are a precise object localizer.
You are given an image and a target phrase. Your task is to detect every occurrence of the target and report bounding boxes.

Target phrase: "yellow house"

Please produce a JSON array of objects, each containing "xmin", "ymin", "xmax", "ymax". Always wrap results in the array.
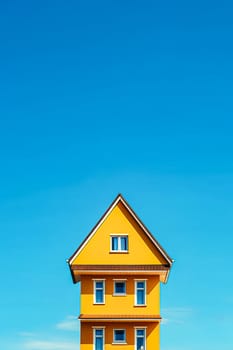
[{"xmin": 68, "ymin": 194, "xmax": 173, "ymax": 350}]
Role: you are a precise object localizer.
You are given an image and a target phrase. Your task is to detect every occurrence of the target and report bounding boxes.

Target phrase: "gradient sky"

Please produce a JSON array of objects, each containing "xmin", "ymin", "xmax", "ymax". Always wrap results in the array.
[{"xmin": 1, "ymin": 1, "xmax": 233, "ymax": 349}]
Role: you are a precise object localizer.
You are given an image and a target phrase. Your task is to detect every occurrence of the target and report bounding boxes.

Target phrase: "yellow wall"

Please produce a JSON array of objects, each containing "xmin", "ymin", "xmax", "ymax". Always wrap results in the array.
[
  {"xmin": 72, "ymin": 202, "xmax": 167, "ymax": 266},
  {"xmin": 72, "ymin": 199, "xmax": 167, "ymax": 350},
  {"xmin": 80, "ymin": 275, "xmax": 160, "ymax": 316},
  {"xmin": 80, "ymin": 322, "xmax": 160, "ymax": 350}
]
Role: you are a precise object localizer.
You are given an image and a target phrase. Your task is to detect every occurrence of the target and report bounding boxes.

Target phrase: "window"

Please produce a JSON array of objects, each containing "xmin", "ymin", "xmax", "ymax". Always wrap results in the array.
[
  {"xmin": 113, "ymin": 281, "xmax": 126, "ymax": 295},
  {"xmin": 113, "ymin": 329, "xmax": 126, "ymax": 343},
  {"xmin": 135, "ymin": 328, "xmax": 146, "ymax": 350},
  {"xmin": 94, "ymin": 328, "xmax": 104, "ymax": 350},
  {"xmin": 135, "ymin": 280, "xmax": 146, "ymax": 305},
  {"xmin": 94, "ymin": 280, "xmax": 105, "ymax": 304},
  {"xmin": 111, "ymin": 235, "xmax": 128, "ymax": 252}
]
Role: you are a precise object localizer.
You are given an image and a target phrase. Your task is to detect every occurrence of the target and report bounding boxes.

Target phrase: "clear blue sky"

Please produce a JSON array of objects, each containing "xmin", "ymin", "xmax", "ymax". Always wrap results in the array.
[{"xmin": 0, "ymin": 1, "xmax": 233, "ymax": 349}]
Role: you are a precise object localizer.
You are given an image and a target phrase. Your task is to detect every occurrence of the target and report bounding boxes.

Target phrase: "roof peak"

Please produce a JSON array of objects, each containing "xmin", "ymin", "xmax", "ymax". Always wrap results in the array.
[{"xmin": 68, "ymin": 194, "xmax": 173, "ymax": 267}]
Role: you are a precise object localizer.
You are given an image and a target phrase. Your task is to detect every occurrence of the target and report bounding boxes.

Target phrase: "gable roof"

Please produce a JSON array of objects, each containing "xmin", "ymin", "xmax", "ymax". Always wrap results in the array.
[{"xmin": 68, "ymin": 194, "xmax": 173, "ymax": 266}]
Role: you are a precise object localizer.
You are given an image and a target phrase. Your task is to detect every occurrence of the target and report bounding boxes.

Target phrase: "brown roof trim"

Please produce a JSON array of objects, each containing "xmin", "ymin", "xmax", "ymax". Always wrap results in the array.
[
  {"xmin": 79, "ymin": 314, "xmax": 161, "ymax": 320},
  {"xmin": 71, "ymin": 264, "xmax": 169, "ymax": 271},
  {"xmin": 68, "ymin": 194, "xmax": 173, "ymax": 266}
]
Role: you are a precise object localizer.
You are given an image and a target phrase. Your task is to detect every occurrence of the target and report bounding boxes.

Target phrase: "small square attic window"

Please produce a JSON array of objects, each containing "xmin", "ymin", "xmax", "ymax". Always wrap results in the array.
[
  {"xmin": 114, "ymin": 281, "xmax": 126, "ymax": 295},
  {"xmin": 111, "ymin": 235, "xmax": 128, "ymax": 252}
]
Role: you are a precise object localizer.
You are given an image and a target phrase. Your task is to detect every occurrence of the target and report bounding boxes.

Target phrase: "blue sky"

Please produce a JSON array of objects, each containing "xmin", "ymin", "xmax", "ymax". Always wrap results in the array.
[{"xmin": 0, "ymin": 0, "xmax": 233, "ymax": 349}]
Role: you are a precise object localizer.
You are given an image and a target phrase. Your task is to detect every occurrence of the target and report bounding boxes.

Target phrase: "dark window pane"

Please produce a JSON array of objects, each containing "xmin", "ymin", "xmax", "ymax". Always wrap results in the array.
[
  {"xmin": 137, "ymin": 282, "xmax": 144, "ymax": 289},
  {"xmin": 114, "ymin": 330, "xmax": 125, "ymax": 341},
  {"xmin": 120, "ymin": 237, "xmax": 128, "ymax": 250},
  {"xmin": 137, "ymin": 289, "xmax": 145, "ymax": 304},
  {"xmin": 137, "ymin": 337, "xmax": 144, "ymax": 350},
  {"xmin": 112, "ymin": 237, "xmax": 118, "ymax": 250},
  {"xmin": 115, "ymin": 282, "xmax": 126, "ymax": 294},
  {"xmin": 96, "ymin": 337, "xmax": 103, "ymax": 350},
  {"xmin": 136, "ymin": 329, "xmax": 145, "ymax": 337},
  {"xmin": 96, "ymin": 290, "xmax": 103, "ymax": 303},
  {"xmin": 96, "ymin": 282, "xmax": 103, "ymax": 289},
  {"xmin": 95, "ymin": 329, "xmax": 103, "ymax": 336}
]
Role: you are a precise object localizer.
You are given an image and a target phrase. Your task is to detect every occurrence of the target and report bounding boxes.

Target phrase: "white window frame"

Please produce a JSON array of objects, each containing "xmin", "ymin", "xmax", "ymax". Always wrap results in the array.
[
  {"xmin": 110, "ymin": 234, "xmax": 128, "ymax": 252},
  {"xmin": 93, "ymin": 327, "xmax": 105, "ymax": 350},
  {"xmin": 134, "ymin": 327, "xmax": 146, "ymax": 350},
  {"xmin": 113, "ymin": 279, "xmax": 127, "ymax": 296},
  {"xmin": 134, "ymin": 279, "xmax": 147, "ymax": 306},
  {"xmin": 93, "ymin": 279, "xmax": 105, "ymax": 304},
  {"xmin": 113, "ymin": 329, "xmax": 127, "ymax": 344}
]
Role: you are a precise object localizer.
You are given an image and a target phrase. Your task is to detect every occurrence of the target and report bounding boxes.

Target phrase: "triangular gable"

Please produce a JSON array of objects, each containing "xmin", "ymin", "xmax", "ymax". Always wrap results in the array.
[{"xmin": 68, "ymin": 194, "xmax": 173, "ymax": 266}]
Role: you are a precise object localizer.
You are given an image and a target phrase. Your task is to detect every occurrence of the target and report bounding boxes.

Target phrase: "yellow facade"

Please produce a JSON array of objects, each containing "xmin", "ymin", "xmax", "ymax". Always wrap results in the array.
[
  {"xmin": 80, "ymin": 275, "xmax": 160, "ymax": 316},
  {"xmin": 68, "ymin": 194, "xmax": 172, "ymax": 350},
  {"xmin": 81, "ymin": 323, "xmax": 160, "ymax": 350}
]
